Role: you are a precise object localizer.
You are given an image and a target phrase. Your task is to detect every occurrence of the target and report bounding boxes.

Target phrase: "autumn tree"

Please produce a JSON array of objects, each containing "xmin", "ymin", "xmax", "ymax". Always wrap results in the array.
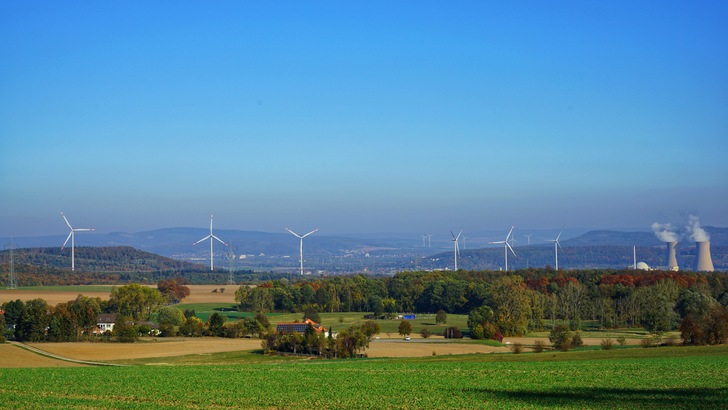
[{"xmin": 157, "ymin": 278, "xmax": 190, "ymax": 304}]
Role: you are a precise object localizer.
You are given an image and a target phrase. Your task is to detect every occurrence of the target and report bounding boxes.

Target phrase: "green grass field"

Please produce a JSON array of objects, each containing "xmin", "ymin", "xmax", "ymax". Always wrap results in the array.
[{"xmin": 1, "ymin": 345, "xmax": 726, "ymax": 409}]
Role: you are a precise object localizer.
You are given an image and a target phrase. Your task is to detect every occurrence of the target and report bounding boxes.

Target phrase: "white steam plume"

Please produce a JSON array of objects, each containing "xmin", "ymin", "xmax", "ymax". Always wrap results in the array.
[
  {"xmin": 651, "ymin": 222, "xmax": 678, "ymax": 242},
  {"xmin": 686, "ymin": 214, "xmax": 710, "ymax": 242}
]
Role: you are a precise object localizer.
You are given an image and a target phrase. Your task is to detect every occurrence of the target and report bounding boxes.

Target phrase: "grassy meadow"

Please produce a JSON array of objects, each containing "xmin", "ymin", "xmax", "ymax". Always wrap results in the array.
[{"xmin": 1, "ymin": 345, "xmax": 726, "ymax": 409}]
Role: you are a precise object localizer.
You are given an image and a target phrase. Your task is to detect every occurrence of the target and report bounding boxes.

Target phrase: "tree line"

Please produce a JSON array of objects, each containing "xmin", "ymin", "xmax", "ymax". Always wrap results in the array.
[{"xmin": 234, "ymin": 269, "xmax": 728, "ymax": 342}]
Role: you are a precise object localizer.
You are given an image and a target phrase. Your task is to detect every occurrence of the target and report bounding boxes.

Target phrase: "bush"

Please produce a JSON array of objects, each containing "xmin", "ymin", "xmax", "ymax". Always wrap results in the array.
[
  {"xmin": 0, "ymin": 335, "xmax": 5, "ymax": 343},
  {"xmin": 549, "ymin": 325, "xmax": 572, "ymax": 351},
  {"xmin": 600, "ymin": 339, "xmax": 613, "ymax": 350},
  {"xmin": 616, "ymin": 336, "xmax": 627, "ymax": 346},
  {"xmin": 420, "ymin": 328, "xmax": 432, "ymax": 339},
  {"xmin": 510, "ymin": 343, "xmax": 523, "ymax": 354},
  {"xmin": 663, "ymin": 335, "xmax": 679, "ymax": 346},
  {"xmin": 571, "ymin": 332, "xmax": 584, "ymax": 348},
  {"xmin": 533, "ymin": 340, "xmax": 545, "ymax": 353},
  {"xmin": 640, "ymin": 335, "xmax": 662, "ymax": 348}
]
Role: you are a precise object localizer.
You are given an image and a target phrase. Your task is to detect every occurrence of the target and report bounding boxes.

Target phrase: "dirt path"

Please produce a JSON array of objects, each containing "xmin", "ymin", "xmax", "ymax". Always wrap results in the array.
[{"xmin": 7, "ymin": 342, "xmax": 123, "ymax": 366}]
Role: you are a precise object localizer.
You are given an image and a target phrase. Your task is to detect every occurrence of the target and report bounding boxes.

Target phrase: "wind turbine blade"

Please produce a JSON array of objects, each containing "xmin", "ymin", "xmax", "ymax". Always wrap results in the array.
[
  {"xmin": 211, "ymin": 234, "xmax": 228, "ymax": 246},
  {"xmin": 210, "ymin": 213, "xmax": 214, "ymax": 232},
  {"xmin": 507, "ymin": 242, "xmax": 517, "ymax": 257},
  {"xmin": 285, "ymin": 228, "xmax": 302, "ymax": 238},
  {"xmin": 61, "ymin": 212, "xmax": 73, "ymax": 229},
  {"xmin": 450, "ymin": 230, "xmax": 456, "ymax": 239},
  {"xmin": 193, "ymin": 235, "xmax": 211, "ymax": 246},
  {"xmin": 62, "ymin": 231, "xmax": 73, "ymax": 249},
  {"xmin": 506, "ymin": 225, "xmax": 514, "ymax": 241},
  {"xmin": 74, "ymin": 228, "xmax": 93, "ymax": 232},
  {"xmin": 557, "ymin": 241, "xmax": 564, "ymax": 252},
  {"xmin": 556, "ymin": 230, "xmax": 563, "ymax": 241},
  {"xmin": 490, "ymin": 240, "xmax": 505, "ymax": 244},
  {"xmin": 456, "ymin": 230, "xmax": 463, "ymax": 240},
  {"xmin": 302, "ymin": 229, "xmax": 319, "ymax": 238}
]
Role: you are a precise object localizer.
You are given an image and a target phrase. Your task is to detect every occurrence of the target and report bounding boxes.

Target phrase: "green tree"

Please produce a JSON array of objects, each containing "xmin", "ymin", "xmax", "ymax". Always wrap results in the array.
[
  {"xmin": 488, "ymin": 276, "xmax": 531, "ymax": 336},
  {"xmin": 69, "ymin": 295, "xmax": 101, "ymax": 337},
  {"xmin": 109, "ymin": 284, "xmax": 164, "ymax": 321},
  {"xmin": 157, "ymin": 306, "xmax": 185, "ymax": 326},
  {"xmin": 360, "ymin": 320, "xmax": 381, "ymax": 340},
  {"xmin": 435, "ymin": 310, "xmax": 448, "ymax": 325},
  {"xmin": 207, "ymin": 312, "xmax": 227, "ymax": 337},
  {"xmin": 302, "ymin": 305, "xmax": 321, "ymax": 323},
  {"xmin": 398, "ymin": 320, "xmax": 412, "ymax": 338},
  {"xmin": 179, "ymin": 316, "xmax": 205, "ymax": 337},
  {"xmin": 467, "ymin": 305, "xmax": 496, "ymax": 340},
  {"xmin": 113, "ymin": 315, "xmax": 138, "ymax": 343},
  {"xmin": 638, "ymin": 281, "xmax": 680, "ymax": 332}
]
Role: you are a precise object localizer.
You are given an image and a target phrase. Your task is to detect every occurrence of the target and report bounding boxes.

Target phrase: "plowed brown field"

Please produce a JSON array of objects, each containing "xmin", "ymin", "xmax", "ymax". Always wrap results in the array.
[{"xmin": 0, "ymin": 285, "xmax": 236, "ymax": 305}]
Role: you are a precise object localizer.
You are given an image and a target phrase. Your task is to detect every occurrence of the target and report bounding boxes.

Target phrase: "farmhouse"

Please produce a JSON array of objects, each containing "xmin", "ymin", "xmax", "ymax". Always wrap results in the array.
[
  {"xmin": 275, "ymin": 319, "xmax": 328, "ymax": 336},
  {"xmin": 96, "ymin": 313, "xmax": 117, "ymax": 333}
]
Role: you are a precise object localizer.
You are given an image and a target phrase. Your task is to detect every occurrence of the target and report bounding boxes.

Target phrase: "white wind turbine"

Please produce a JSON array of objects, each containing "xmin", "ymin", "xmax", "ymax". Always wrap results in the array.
[
  {"xmin": 421, "ymin": 234, "xmax": 428, "ymax": 248},
  {"xmin": 426, "ymin": 234, "xmax": 432, "ymax": 248},
  {"xmin": 524, "ymin": 234, "xmax": 533, "ymax": 245},
  {"xmin": 547, "ymin": 229, "xmax": 564, "ymax": 270},
  {"xmin": 193, "ymin": 213, "xmax": 228, "ymax": 271},
  {"xmin": 490, "ymin": 225, "xmax": 516, "ymax": 271},
  {"xmin": 61, "ymin": 212, "xmax": 94, "ymax": 271},
  {"xmin": 451, "ymin": 230, "xmax": 462, "ymax": 270},
  {"xmin": 286, "ymin": 228, "xmax": 318, "ymax": 275}
]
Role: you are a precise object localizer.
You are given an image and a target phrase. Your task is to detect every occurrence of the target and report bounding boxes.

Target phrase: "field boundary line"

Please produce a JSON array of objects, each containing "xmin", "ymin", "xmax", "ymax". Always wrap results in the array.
[{"xmin": 7, "ymin": 341, "xmax": 127, "ymax": 367}]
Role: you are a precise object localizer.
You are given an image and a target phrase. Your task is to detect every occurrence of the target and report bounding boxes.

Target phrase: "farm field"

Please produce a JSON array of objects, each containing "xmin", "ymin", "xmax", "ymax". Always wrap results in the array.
[
  {"xmin": 0, "ymin": 284, "xmax": 236, "ymax": 305},
  {"xmin": 0, "ymin": 345, "xmax": 726, "ymax": 409}
]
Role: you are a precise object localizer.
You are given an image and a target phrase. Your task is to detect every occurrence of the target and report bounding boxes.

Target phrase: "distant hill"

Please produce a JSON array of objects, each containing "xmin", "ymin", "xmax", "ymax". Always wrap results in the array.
[
  {"xmin": 562, "ymin": 227, "xmax": 728, "ymax": 247},
  {"xmin": 1, "ymin": 227, "xmax": 725, "ymax": 275},
  {"xmin": 425, "ymin": 242, "xmax": 727, "ymax": 271},
  {"xmin": 0, "ymin": 246, "xmax": 205, "ymax": 272}
]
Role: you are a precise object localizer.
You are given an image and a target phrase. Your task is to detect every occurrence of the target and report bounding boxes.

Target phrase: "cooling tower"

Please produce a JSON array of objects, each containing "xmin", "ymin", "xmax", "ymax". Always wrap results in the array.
[
  {"xmin": 694, "ymin": 241, "xmax": 714, "ymax": 272},
  {"xmin": 666, "ymin": 241, "xmax": 679, "ymax": 271}
]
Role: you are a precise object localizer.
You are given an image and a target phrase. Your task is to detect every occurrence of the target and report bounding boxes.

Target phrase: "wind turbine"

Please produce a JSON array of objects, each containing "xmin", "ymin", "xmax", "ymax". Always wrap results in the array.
[
  {"xmin": 524, "ymin": 234, "xmax": 533, "ymax": 245},
  {"xmin": 286, "ymin": 228, "xmax": 318, "ymax": 275},
  {"xmin": 426, "ymin": 234, "xmax": 432, "ymax": 248},
  {"xmin": 547, "ymin": 229, "xmax": 564, "ymax": 270},
  {"xmin": 490, "ymin": 225, "xmax": 516, "ymax": 271},
  {"xmin": 61, "ymin": 212, "xmax": 94, "ymax": 271},
  {"xmin": 421, "ymin": 234, "xmax": 428, "ymax": 248},
  {"xmin": 193, "ymin": 213, "xmax": 228, "ymax": 271},
  {"xmin": 451, "ymin": 230, "xmax": 462, "ymax": 270}
]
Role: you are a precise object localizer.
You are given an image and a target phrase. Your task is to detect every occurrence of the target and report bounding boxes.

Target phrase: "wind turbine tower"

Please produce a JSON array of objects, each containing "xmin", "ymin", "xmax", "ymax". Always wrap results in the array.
[
  {"xmin": 427, "ymin": 234, "xmax": 432, "ymax": 248},
  {"xmin": 286, "ymin": 228, "xmax": 318, "ymax": 275},
  {"xmin": 490, "ymin": 226, "xmax": 516, "ymax": 271},
  {"xmin": 547, "ymin": 229, "xmax": 564, "ymax": 270},
  {"xmin": 193, "ymin": 213, "xmax": 228, "ymax": 271},
  {"xmin": 227, "ymin": 242, "xmax": 235, "ymax": 285},
  {"xmin": 5, "ymin": 238, "xmax": 17, "ymax": 289},
  {"xmin": 451, "ymin": 230, "xmax": 462, "ymax": 270},
  {"xmin": 61, "ymin": 212, "xmax": 94, "ymax": 271}
]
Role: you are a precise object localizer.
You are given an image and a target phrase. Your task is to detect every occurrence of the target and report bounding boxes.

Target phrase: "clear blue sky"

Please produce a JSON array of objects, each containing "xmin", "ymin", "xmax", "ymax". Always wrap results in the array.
[{"xmin": 1, "ymin": 1, "xmax": 727, "ymax": 237}]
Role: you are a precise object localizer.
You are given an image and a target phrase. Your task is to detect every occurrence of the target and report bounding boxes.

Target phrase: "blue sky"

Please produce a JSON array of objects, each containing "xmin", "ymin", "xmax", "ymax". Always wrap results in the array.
[{"xmin": 1, "ymin": 1, "xmax": 727, "ymax": 237}]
